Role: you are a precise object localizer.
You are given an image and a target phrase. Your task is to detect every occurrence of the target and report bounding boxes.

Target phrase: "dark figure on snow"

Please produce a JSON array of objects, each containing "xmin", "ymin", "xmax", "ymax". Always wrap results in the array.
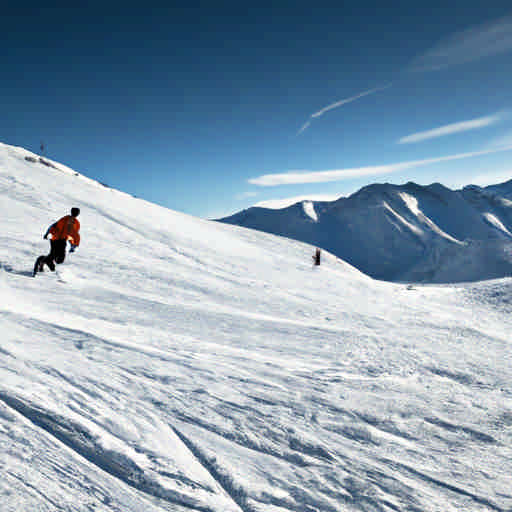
[
  {"xmin": 34, "ymin": 208, "xmax": 81, "ymax": 275},
  {"xmin": 313, "ymin": 248, "xmax": 321, "ymax": 266}
]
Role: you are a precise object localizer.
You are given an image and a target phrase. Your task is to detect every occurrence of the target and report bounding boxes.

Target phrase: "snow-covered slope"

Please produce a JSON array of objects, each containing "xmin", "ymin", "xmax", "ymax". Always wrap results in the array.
[
  {"xmin": 219, "ymin": 181, "xmax": 512, "ymax": 283},
  {"xmin": 1, "ymin": 142, "xmax": 511, "ymax": 511}
]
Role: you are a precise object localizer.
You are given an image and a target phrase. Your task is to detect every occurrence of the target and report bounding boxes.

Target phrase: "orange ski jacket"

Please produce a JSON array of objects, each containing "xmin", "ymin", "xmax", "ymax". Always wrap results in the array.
[{"xmin": 48, "ymin": 215, "xmax": 80, "ymax": 246}]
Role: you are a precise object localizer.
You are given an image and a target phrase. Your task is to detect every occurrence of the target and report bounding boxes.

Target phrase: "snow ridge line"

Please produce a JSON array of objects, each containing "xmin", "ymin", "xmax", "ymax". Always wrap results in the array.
[
  {"xmin": 171, "ymin": 425, "xmax": 252, "ymax": 512},
  {"xmin": 0, "ymin": 391, "xmax": 216, "ymax": 512}
]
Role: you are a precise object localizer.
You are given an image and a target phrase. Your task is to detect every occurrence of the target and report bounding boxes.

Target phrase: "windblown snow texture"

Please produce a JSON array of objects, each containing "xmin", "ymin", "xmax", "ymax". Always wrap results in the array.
[
  {"xmin": 218, "ymin": 181, "xmax": 512, "ymax": 282},
  {"xmin": 1, "ymin": 141, "xmax": 511, "ymax": 511}
]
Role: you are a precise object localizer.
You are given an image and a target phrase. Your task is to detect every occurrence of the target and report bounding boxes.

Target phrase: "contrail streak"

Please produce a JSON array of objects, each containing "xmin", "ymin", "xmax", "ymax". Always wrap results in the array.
[
  {"xmin": 297, "ymin": 83, "xmax": 391, "ymax": 135},
  {"xmin": 311, "ymin": 83, "xmax": 392, "ymax": 118}
]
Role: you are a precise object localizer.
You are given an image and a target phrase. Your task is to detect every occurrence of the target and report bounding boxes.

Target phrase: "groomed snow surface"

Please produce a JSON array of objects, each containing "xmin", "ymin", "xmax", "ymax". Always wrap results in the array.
[{"xmin": 1, "ymin": 142, "xmax": 511, "ymax": 512}]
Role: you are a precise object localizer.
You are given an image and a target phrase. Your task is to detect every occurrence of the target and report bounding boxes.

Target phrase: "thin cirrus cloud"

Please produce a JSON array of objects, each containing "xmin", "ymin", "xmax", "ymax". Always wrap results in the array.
[
  {"xmin": 409, "ymin": 14, "xmax": 512, "ymax": 72},
  {"xmin": 398, "ymin": 114, "xmax": 502, "ymax": 144},
  {"xmin": 488, "ymin": 130, "xmax": 512, "ymax": 148},
  {"xmin": 297, "ymin": 15, "xmax": 512, "ymax": 136},
  {"xmin": 249, "ymin": 145, "xmax": 512, "ymax": 186},
  {"xmin": 297, "ymin": 84, "xmax": 392, "ymax": 135}
]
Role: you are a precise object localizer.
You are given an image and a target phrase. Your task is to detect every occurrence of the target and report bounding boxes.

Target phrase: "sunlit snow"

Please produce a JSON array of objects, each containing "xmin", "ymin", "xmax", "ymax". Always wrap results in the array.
[
  {"xmin": 398, "ymin": 192, "xmax": 464, "ymax": 244},
  {"xmin": 1, "ymin": 142, "xmax": 511, "ymax": 511},
  {"xmin": 383, "ymin": 201, "xmax": 423, "ymax": 236},
  {"xmin": 302, "ymin": 201, "xmax": 318, "ymax": 222},
  {"xmin": 483, "ymin": 212, "xmax": 512, "ymax": 237}
]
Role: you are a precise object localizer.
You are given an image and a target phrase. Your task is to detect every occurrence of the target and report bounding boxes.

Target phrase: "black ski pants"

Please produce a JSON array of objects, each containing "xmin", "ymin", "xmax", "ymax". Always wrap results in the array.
[{"xmin": 44, "ymin": 239, "xmax": 67, "ymax": 268}]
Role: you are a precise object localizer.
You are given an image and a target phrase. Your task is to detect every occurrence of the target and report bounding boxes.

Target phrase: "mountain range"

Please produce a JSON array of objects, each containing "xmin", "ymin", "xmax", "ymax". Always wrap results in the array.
[{"xmin": 219, "ymin": 180, "xmax": 512, "ymax": 283}]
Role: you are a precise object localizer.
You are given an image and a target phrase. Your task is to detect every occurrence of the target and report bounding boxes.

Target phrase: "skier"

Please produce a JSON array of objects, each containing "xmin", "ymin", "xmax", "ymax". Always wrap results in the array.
[
  {"xmin": 313, "ymin": 248, "xmax": 321, "ymax": 266},
  {"xmin": 34, "ymin": 207, "xmax": 81, "ymax": 275}
]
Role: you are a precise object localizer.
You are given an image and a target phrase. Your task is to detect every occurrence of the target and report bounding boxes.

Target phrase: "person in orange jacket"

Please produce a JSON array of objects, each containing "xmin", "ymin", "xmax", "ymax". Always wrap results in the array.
[{"xmin": 34, "ymin": 207, "xmax": 81, "ymax": 274}]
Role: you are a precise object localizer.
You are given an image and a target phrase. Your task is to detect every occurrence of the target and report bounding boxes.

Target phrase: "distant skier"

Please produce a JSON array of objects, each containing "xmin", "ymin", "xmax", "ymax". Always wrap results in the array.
[
  {"xmin": 313, "ymin": 248, "xmax": 321, "ymax": 266},
  {"xmin": 33, "ymin": 208, "xmax": 81, "ymax": 275}
]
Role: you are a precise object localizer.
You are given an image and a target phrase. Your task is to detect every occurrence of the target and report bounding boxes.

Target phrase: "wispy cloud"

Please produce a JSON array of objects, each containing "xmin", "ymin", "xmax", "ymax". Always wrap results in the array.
[
  {"xmin": 297, "ymin": 84, "xmax": 391, "ymax": 135},
  {"xmin": 410, "ymin": 14, "xmax": 512, "ymax": 72},
  {"xmin": 398, "ymin": 114, "xmax": 502, "ymax": 144},
  {"xmin": 249, "ymin": 145, "xmax": 512, "ymax": 186},
  {"xmin": 487, "ymin": 130, "xmax": 512, "ymax": 148}
]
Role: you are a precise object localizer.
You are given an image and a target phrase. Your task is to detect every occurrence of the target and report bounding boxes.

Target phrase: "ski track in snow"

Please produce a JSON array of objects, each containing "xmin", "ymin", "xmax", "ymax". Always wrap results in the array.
[{"xmin": 1, "ymin": 142, "xmax": 512, "ymax": 511}]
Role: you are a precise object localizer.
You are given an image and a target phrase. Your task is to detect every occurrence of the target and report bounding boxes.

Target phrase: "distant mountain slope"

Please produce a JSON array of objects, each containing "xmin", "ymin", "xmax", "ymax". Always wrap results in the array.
[
  {"xmin": 218, "ymin": 181, "xmax": 512, "ymax": 282},
  {"xmin": 482, "ymin": 178, "xmax": 512, "ymax": 199}
]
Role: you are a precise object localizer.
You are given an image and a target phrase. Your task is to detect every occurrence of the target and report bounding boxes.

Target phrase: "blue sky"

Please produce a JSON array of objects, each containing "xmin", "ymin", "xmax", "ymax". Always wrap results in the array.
[{"xmin": 2, "ymin": 2, "xmax": 512, "ymax": 218}]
